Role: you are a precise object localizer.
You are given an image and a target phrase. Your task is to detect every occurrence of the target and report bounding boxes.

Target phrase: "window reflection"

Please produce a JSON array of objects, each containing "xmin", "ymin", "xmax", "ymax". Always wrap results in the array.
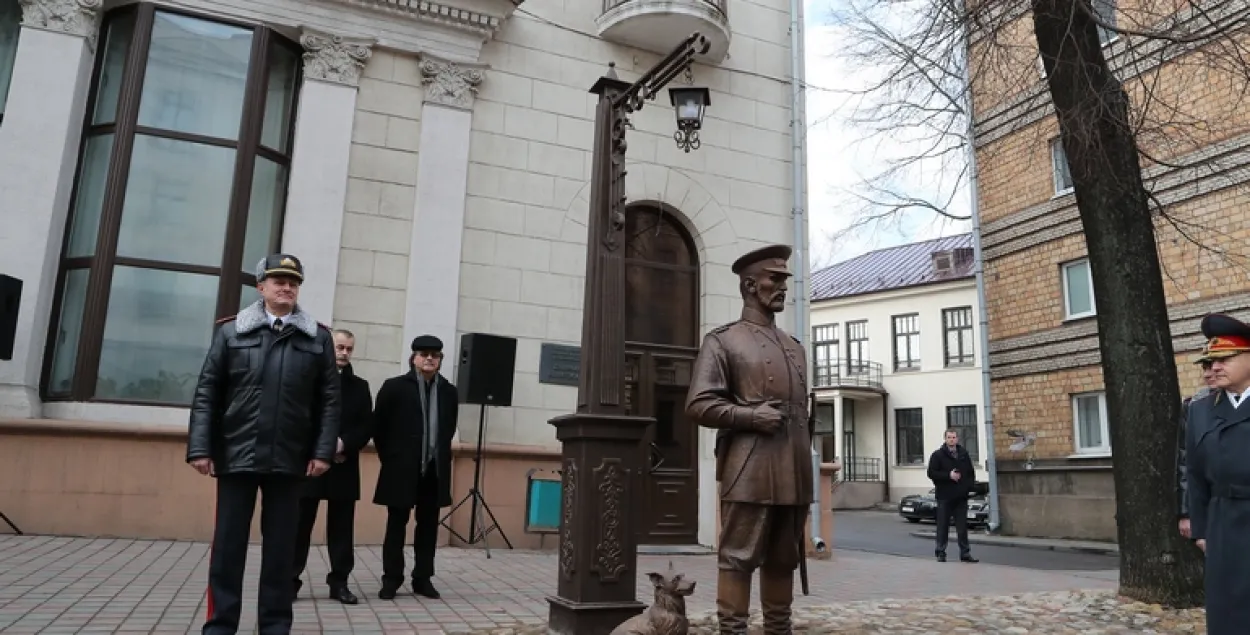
[
  {"xmin": 46, "ymin": 270, "xmax": 91, "ymax": 396},
  {"xmin": 91, "ymin": 13, "xmax": 135, "ymax": 126},
  {"xmin": 137, "ymin": 12, "xmax": 252, "ymax": 140},
  {"xmin": 95, "ymin": 267, "xmax": 218, "ymax": 403},
  {"xmin": 64, "ymin": 134, "xmax": 115, "ymax": 257}
]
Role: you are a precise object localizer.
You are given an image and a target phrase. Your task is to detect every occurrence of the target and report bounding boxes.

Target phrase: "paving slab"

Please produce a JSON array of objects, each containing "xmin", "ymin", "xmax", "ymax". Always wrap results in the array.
[{"xmin": 0, "ymin": 535, "xmax": 1118, "ymax": 634}]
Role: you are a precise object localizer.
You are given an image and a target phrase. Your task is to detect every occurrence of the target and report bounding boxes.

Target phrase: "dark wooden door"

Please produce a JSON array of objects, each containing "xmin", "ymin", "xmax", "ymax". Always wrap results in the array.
[
  {"xmin": 627, "ymin": 349, "xmax": 699, "ymax": 544},
  {"xmin": 623, "ymin": 205, "xmax": 700, "ymax": 545}
]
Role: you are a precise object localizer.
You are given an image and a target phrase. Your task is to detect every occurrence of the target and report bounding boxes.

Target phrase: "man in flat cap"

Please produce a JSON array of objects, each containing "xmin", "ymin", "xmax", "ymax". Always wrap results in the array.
[
  {"xmin": 1184, "ymin": 312, "xmax": 1250, "ymax": 633},
  {"xmin": 187, "ymin": 253, "xmax": 340, "ymax": 635},
  {"xmin": 1177, "ymin": 342, "xmax": 1215, "ymax": 540},
  {"xmin": 372, "ymin": 335, "xmax": 460, "ymax": 600},
  {"xmin": 686, "ymin": 244, "xmax": 812, "ymax": 635}
]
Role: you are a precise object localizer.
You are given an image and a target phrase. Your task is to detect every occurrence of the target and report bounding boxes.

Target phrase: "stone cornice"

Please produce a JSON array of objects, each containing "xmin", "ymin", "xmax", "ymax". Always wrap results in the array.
[
  {"xmin": 987, "ymin": 293, "xmax": 1250, "ymax": 379},
  {"xmin": 300, "ymin": 28, "xmax": 375, "ymax": 87},
  {"xmin": 323, "ymin": 0, "xmax": 522, "ymax": 39},
  {"xmin": 980, "ymin": 131, "xmax": 1250, "ymax": 259},
  {"xmin": 19, "ymin": 0, "xmax": 102, "ymax": 48},
  {"xmin": 419, "ymin": 53, "xmax": 487, "ymax": 109},
  {"xmin": 972, "ymin": 0, "xmax": 1238, "ymax": 149}
]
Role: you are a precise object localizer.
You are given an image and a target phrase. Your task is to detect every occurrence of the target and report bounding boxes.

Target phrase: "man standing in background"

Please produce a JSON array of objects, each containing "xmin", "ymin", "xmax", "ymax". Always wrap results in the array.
[
  {"xmin": 1178, "ymin": 346, "xmax": 1215, "ymax": 539},
  {"xmin": 292, "ymin": 329, "xmax": 374, "ymax": 605},
  {"xmin": 372, "ymin": 335, "xmax": 459, "ymax": 600},
  {"xmin": 927, "ymin": 429, "xmax": 979, "ymax": 564},
  {"xmin": 187, "ymin": 254, "xmax": 340, "ymax": 635}
]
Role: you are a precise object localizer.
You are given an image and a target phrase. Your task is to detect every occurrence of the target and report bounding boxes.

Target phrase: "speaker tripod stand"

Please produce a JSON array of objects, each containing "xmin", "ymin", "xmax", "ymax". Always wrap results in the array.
[
  {"xmin": 439, "ymin": 404, "xmax": 513, "ymax": 557},
  {"xmin": 0, "ymin": 510, "xmax": 21, "ymax": 535}
]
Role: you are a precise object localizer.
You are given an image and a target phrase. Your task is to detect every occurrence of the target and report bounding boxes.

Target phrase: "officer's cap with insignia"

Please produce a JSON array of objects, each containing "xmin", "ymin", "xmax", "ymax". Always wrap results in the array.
[
  {"xmin": 1192, "ymin": 341, "xmax": 1213, "ymax": 365},
  {"xmin": 731, "ymin": 244, "xmax": 793, "ymax": 278},
  {"xmin": 256, "ymin": 253, "xmax": 304, "ymax": 282},
  {"xmin": 1199, "ymin": 313, "xmax": 1250, "ymax": 361}
]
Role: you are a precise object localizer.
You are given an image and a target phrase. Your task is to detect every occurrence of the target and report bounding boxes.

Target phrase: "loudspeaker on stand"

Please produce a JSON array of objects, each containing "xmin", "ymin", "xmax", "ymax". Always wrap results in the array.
[
  {"xmin": 0, "ymin": 275, "xmax": 22, "ymax": 362},
  {"xmin": 457, "ymin": 333, "xmax": 517, "ymax": 406}
]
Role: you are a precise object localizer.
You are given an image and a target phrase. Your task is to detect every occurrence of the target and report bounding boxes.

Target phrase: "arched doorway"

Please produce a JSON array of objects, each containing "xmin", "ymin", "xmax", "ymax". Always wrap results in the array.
[{"xmin": 623, "ymin": 204, "xmax": 700, "ymax": 545}]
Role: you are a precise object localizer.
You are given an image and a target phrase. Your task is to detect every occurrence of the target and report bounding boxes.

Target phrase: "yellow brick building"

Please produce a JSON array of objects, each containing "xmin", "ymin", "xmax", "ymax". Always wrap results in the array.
[{"xmin": 970, "ymin": 0, "xmax": 1250, "ymax": 540}]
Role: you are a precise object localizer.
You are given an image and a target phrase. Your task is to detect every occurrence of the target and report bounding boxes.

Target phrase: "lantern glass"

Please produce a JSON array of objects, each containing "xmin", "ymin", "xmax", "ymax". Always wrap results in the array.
[{"xmin": 668, "ymin": 86, "xmax": 710, "ymax": 127}]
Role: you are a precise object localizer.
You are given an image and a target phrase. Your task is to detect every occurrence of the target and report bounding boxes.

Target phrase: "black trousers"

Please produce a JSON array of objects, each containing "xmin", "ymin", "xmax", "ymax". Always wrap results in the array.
[
  {"xmin": 203, "ymin": 473, "xmax": 301, "ymax": 635},
  {"xmin": 935, "ymin": 497, "xmax": 971, "ymax": 557},
  {"xmin": 381, "ymin": 469, "xmax": 441, "ymax": 588},
  {"xmin": 292, "ymin": 498, "xmax": 356, "ymax": 591}
]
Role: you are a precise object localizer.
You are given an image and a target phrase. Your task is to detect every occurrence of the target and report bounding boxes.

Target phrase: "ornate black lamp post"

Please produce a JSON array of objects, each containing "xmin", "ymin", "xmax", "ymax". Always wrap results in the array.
[{"xmin": 546, "ymin": 32, "xmax": 711, "ymax": 635}]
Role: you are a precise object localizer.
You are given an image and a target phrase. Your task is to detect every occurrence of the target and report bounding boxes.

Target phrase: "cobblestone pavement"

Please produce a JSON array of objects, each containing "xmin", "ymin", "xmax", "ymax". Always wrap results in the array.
[{"xmin": 0, "ymin": 534, "xmax": 1133, "ymax": 633}]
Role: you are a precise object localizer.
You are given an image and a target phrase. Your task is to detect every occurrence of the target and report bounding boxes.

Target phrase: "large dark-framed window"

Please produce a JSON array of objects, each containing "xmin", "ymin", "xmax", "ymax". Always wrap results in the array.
[
  {"xmin": 946, "ymin": 405, "xmax": 979, "ymax": 463},
  {"xmin": 891, "ymin": 313, "xmax": 920, "ymax": 371},
  {"xmin": 41, "ymin": 4, "xmax": 302, "ymax": 406},
  {"xmin": 0, "ymin": 0, "xmax": 20, "ymax": 122},
  {"xmin": 942, "ymin": 306, "xmax": 974, "ymax": 367},
  {"xmin": 895, "ymin": 407, "xmax": 924, "ymax": 466},
  {"xmin": 846, "ymin": 320, "xmax": 868, "ymax": 374}
]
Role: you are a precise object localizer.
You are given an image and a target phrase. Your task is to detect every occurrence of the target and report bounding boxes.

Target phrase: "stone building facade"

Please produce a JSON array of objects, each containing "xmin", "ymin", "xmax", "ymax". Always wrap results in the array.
[
  {"xmin": 0, "ymin": 0, "xmax": 825, "ymax": 551},
  {"xmin": 971, "ymin": 0, "xmax": 1250, "ymax": 540}
]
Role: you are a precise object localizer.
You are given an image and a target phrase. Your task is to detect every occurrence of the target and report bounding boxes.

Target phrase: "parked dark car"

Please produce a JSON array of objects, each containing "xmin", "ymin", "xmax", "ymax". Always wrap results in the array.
[{"xmin": 897, "ymin": 482, "xmax": 990, "ymax": 528}]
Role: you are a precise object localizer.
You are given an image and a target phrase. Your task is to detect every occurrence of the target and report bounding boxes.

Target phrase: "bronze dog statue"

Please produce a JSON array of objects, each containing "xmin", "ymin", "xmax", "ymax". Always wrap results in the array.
[{"xmin": 609, "ymin": 564, "xmax": 697, "ymax": 635}]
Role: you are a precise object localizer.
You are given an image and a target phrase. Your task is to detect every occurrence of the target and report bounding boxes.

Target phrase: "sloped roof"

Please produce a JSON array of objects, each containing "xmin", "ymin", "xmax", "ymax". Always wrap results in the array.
[{"xmin": 810, "ymin": 233, "xmax": 975, "ymax": 301}]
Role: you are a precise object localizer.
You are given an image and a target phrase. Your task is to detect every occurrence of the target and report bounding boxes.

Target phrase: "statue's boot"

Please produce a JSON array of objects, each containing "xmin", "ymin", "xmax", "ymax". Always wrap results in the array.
[
  {"xmin": 716, "ymin": 570, "xmax": 751, "ymax": 634},
  {"xmin": 759, "ymin": 567, "xmax": 795, "ymax": 635}
]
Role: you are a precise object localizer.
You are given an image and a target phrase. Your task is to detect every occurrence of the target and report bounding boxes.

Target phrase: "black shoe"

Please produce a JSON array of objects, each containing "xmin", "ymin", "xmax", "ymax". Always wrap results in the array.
[
  {"xmin": 378, "ymin": 586, "xmax": 398, "ymax": 600},
  {"xmin": 412, "ymin": 578, "xmax": 441, "ymax": 599},
  {"xmin": 330, "ymin": 587, "xmax": 359, "ymax": 605},
  {"xmin": 292, "ymin": 579, "xmax": 303, "ymax": 600},
  {"xmin": 961, "ymin": 555, "xmax": 979, "ymax": 563},
  {"xmin": 936, "ymin": 553, "xmax": 947, "ymax": 562}
]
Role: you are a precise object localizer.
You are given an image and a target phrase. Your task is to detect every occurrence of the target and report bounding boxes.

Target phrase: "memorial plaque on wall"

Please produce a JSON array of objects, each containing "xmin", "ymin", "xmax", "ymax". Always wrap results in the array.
[{"xmin": 539, "ymin": 343, "xmax": 581, "ymax": 387}]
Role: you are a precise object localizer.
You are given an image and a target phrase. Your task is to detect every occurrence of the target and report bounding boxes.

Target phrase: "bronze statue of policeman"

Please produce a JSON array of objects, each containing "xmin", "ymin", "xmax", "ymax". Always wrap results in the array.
[{"xmin": 685, "ymin": 244, "xmax": 813, "ymax": 635}]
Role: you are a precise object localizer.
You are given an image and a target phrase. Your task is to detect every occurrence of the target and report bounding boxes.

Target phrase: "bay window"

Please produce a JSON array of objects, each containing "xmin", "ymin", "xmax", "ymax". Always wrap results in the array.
[{"xmin": 42, "ymin": 4, "xmax": 301, "ymax": 405}]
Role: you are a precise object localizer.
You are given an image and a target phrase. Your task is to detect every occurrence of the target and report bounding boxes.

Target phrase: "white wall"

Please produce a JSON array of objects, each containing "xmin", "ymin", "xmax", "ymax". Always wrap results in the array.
[{"xmin": 810, "ymin": 280, "xmax": 985, "ymax": 500}]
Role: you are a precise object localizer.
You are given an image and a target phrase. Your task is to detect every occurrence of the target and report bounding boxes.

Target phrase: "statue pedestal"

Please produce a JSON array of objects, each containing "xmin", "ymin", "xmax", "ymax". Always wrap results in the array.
[{"xmin": 545, "ymin": 412, "xmax": 653, "ymax": 635}]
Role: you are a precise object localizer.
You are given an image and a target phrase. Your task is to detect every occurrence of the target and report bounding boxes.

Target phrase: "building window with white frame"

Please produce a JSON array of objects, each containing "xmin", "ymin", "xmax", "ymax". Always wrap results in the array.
[
  {"xmin": 1051, "ymin": 137, "xmax": 1074, "ymax": 194},
  {"xmin": 892, "ymin": 313, "xmax": 920, "ymax": 371},
  {"xmin": 846, "ymin": 320, "xmax": 868, "ymax": 374},
  {"xmin": 895, "ymin": 407, "xmax": 925, "ymax": 466},
  {"xmin": 942, "ymin": 306, "xmax": 974, "ymax": 366},
  {"xmin": 1062, "ymin": 258, "xmax": 1096, "ymax": 319},
  {"xmin": 42, "ymin": 4, "xmax": 302, "ymax": 406},
  {"xmin": 946, "ymin": 405, "xmax": 979, "ymax": 463},
  {"xmin": 1073, "ymin": 391, "xmax": 1110, "ymax": 454},
  {"xmin": 812, "ymin": 323, "xmax": 838, "ymax": 387},
  {"xmin": 0, "ymin": 0, "xmax": 20, "ymax": 122}
]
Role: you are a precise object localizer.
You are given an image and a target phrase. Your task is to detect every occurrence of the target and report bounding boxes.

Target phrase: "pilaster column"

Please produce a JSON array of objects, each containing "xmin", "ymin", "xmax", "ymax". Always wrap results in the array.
[
  {"xmin": 833, "ymin": 396, "xmax": 845, "ymax": 465},
  {"xmin": 280, "ymin": 28, "xmax": 373, "ymax": 323},
  {"xmin": 0, "ymin": 0, "xmax": 101, "ymax": 418},
  {"xmin": 400, "ymin": 54, "xmax": 485, "ymax": 373}
]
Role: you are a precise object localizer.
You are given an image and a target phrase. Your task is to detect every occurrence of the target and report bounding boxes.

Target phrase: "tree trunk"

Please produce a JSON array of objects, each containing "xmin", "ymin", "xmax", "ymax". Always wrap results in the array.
[{"xmin": 1032, "ymin": 0, "xmax": 1204, "ymax": 607}]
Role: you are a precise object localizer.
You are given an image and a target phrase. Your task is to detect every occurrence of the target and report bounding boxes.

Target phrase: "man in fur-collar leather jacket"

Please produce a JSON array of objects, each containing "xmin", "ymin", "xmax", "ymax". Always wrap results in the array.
[{"xmin": 187, "ymin": 253, "xmax": 341, "ymax": 635}]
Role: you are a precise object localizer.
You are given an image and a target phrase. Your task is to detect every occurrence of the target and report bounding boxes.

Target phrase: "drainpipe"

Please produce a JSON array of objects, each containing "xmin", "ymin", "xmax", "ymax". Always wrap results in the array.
[
  {"xmin": 959, "ymin": 24, "xmax": 1001, "ymax": 534},
  {"xmin": 788, "ymin": 0, "xmax": 823, "ymax": 553}
]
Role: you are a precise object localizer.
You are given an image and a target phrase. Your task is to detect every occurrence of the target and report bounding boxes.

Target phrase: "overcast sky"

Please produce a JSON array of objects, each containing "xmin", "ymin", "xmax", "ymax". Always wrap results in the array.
[{"xmin": 803, "ymin": 1, "xmax": 971, "ymax": 270}]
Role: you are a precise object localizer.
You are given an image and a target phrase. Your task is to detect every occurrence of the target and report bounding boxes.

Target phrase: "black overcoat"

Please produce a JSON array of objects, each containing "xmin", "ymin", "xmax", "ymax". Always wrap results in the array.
[
  {"xmin": 926, "ymin": 444, "xmax": 976, "ymax": 502},
  {"xmin": 302, "ymin": 363, "xmax": 374, "ymax": 501},
  {"xmin": 1186, "ymin": 391, "xmax": 1250, "ymax": 635},
  {"xmin": 371, "ymin": 369, "xmax": 459, "ymax": 509}
]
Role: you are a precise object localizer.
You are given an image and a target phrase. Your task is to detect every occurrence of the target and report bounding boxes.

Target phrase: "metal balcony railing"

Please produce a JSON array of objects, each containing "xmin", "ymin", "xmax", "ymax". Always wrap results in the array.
[
  {"xmin": 812, "ymin": 360, "xmax": 885, "ymax": 391},
  {"xmin": 602, "ymin": 0, "xmax": 727, "ymax": 16},
  {"xmin": 837, "ymin": 457, "xmax": 882, "ymax": 482}
]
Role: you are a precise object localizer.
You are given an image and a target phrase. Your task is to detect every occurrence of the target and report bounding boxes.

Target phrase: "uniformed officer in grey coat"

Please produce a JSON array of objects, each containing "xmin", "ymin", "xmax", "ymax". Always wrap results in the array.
[{"xmin": 1185, "ymin": 312, "xmax": 1250, "ymax": 634}]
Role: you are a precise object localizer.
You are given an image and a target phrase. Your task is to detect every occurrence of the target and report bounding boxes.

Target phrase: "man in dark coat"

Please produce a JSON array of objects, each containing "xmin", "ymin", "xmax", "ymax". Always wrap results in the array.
[
  {"xmin": 291, "ymin": 328, "xmax": 374, "ymax": 605},
  {"xmin": 1178, "ymin": 345, "xmax": 1214, "ymax": 539},
  {"xmin": 1186, "ymin": 312, "xmax": 1250, "ymax": 635},
  {"xmin": 187, "ymin": 253, "xmax": 339, "ymax": 635},
  {"xmin": 372, "ymin": 334, "xmax": 459, "ymax": 600},
  {"xmin": 926, "ymin": 429, "xmax": 978, "ymax": 564}
]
